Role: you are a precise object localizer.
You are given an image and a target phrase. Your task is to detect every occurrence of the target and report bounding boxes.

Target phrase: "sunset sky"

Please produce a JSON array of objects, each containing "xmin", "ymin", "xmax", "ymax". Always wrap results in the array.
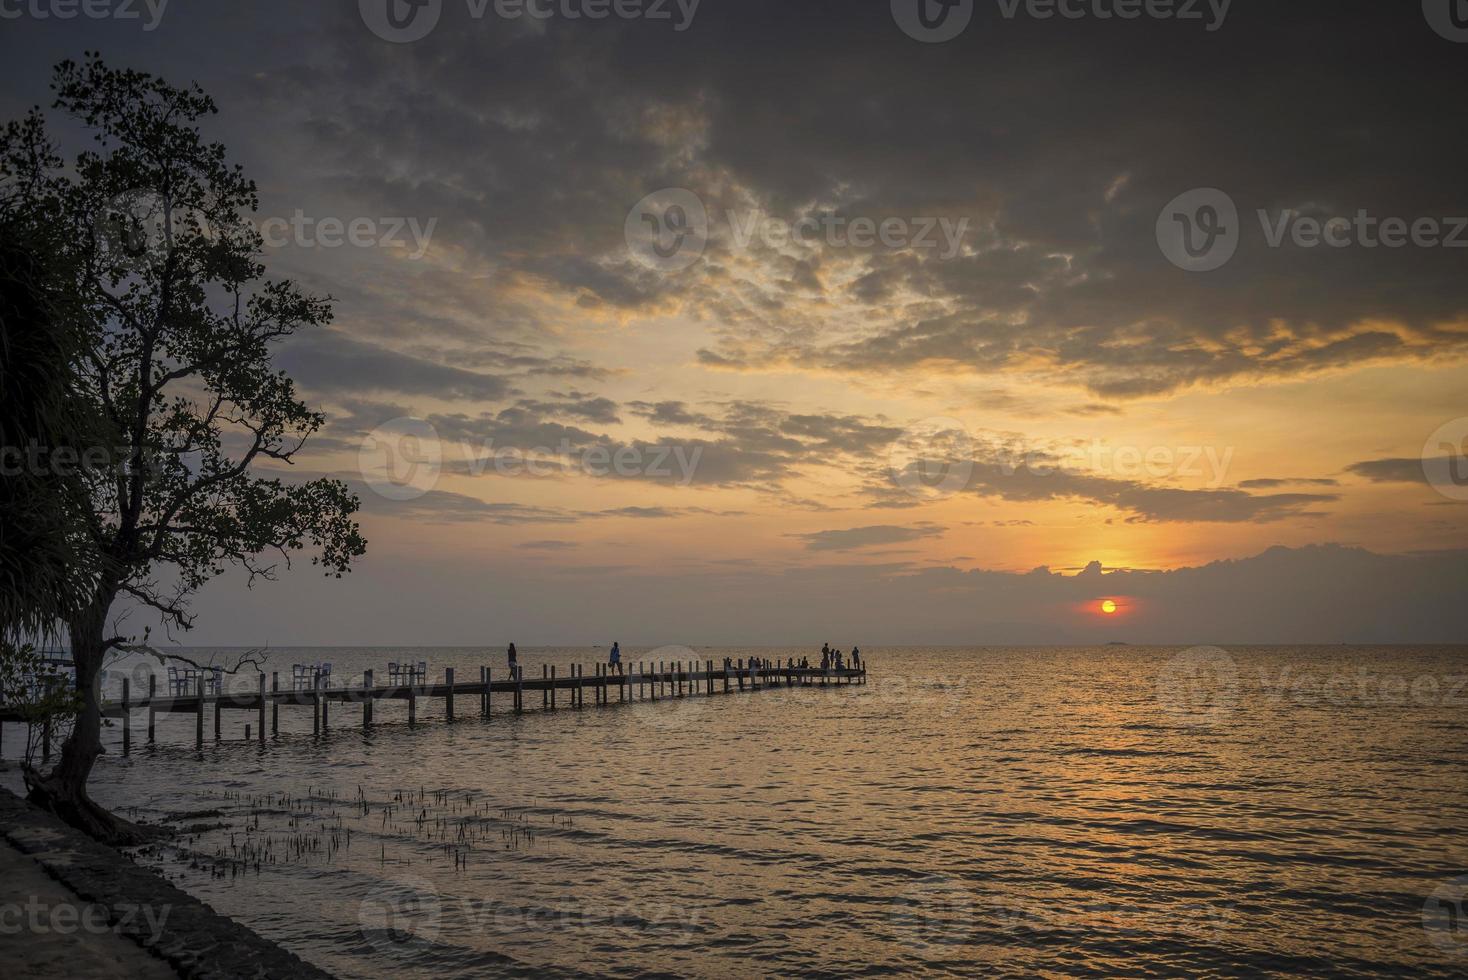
[{"xmin": 3, "ymin": 1, "xmax": 1465, "ymax": 645}]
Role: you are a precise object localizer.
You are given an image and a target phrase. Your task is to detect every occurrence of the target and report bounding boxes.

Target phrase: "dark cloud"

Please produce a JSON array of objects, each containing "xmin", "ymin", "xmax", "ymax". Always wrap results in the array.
[
  {"xmin": 1239, "ymin": 477, "xmax": 1342, "ymax": 489},
  {"xmin": 279, "ymin": 330, "xmax": 511, "ymax": 401},
  {"xmin": 795, "ymin": 524, "xmax": 946, "ymax": 552}
]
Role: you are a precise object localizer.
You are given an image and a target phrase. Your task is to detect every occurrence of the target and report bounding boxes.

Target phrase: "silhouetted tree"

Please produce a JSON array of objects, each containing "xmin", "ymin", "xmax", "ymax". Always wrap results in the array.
[{"xmin": 1, "ymin": 54, "xmax": 365, "ymax": 842}]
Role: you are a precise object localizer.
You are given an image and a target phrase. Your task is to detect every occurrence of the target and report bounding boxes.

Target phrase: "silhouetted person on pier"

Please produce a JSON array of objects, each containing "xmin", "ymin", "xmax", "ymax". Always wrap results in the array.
[
  {"xmin": 609, "ymin": 642, "xmax": 622, "ymax": 674},
  {"xmin": 851, "ymin": 647, "xmax": 861, "ymax": 670},
  {"xmin": 822, "ymin": 642, "xmax": 830, "ymax": 658},
  {"xmin": 821, "ymin": 651, "xmax": 830, "ymax": 670},
  {"xmin": 508, "ymin": 643, "xmax": 518, "ymax": 679}
]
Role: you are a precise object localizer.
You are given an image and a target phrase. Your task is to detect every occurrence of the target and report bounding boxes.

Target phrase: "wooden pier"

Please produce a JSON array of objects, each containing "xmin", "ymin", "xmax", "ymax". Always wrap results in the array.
[{"xmin": 1, "ymin": 659, "xmax": 867, "ymax": 757}]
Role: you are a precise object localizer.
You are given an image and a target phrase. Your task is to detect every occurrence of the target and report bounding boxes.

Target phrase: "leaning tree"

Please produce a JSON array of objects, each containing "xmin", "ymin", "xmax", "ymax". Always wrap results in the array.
[{"xmin": 0, "ymin": 54, "xmax": 366, "ymax": 842}]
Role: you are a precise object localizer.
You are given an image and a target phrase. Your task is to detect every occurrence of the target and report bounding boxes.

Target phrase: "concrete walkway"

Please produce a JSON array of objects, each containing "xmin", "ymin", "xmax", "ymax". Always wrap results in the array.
[
  {"xmin": 0, "ymin": 789, "xmax": 332, "ymax": 979},
  {"xmin": 0, "ymin": 836, "xmax": 178, "ymax": 979}
]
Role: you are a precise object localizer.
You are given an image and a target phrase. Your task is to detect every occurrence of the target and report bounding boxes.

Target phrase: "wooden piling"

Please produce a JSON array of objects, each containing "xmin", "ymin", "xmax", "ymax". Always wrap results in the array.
[
  {"xmin": 363, "ymin": 670, "xmax": 374, "ymax": 728},
  {"xmin": 542, "ymin": 665, "xmax": 549, "ymax": 709},
  {"xmin": 121, "ymin": 677, "xmax": 131, "ymax": 756},
  {"xmin": 195, "ymin": 675, "xmax": 204, "ymax": 750},
  {"xmin": 258, "ymin": 674, "xmax": 267, "ymax": 742},
  {"xmin": 271, "ymin": 672, "xmax": 279, "ymax": 736},
  {"xmin": 408, "ymin": 678, "xmax": 417, "ymax": 726},
  {"xmin": 313, "ymin": 672, "xmax": 321, "ymax": 735},
  {"xmin": 550, "ymin": 665, "xmax": 557, "ymax": 710},
  {"xmin": 480, "ymin": 666, "xmax": 488, "ymax": 716},
  {"xmin": 148, "ymin": 675, "xmax": 156, "ymax": 743},
  {"xmin": 514, "ymin": 664, "xmax": 523, "ymax": 714},
  {"xmin": 445, "ymin": 668, "xmax": 455, "ymax": 722}
]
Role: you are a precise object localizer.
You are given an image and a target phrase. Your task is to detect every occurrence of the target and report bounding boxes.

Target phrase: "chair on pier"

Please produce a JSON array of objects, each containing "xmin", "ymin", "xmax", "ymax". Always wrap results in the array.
[
  {"xmin": 414, "ymin": 661, "xmax": 427, "ymax": 685},
  {"xmin": 386, "ymin": 661, "xmax": 400, "ymax": 685},
  {"xmin": 318, "ymin": 662, "xmax": 333, "ymax": 688}
]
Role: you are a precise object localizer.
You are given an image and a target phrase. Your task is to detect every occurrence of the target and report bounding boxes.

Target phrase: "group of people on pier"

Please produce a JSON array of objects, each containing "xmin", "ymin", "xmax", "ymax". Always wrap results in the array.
[{"xmin": 503, "ymin": 642, "xmax": 863, "ymax": 678}]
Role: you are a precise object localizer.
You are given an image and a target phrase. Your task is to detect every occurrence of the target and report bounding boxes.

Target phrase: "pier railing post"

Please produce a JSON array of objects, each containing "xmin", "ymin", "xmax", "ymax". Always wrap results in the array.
[
  {"xmin": 258, "ymin": 673, "xmax": 267, "ymax": 743},
  {"xmin": 445, "ymin": 667, "xmax": 455, "ymax": 722},
  {"xmin": 148, "ymin": 674, "xmax": 156, "ymax": 744},
  {"xmin": 363, "ymin": 669, "xmax": 374, "ymax": 729},
  {"xmin": 121, "ymin": 677, "xmax": 130, "ymax": 757}
]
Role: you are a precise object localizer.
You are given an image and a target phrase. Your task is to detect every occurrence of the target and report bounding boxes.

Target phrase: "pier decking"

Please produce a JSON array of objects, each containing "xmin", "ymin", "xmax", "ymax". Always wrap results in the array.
[{"xmin": 2, "ymin": 659, "xmax": 867, "ymax": 758}]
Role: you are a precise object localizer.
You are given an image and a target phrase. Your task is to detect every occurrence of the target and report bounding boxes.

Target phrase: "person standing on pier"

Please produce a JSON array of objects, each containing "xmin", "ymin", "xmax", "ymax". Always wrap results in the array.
[
  {"xmin": 851, "ymin": 647, "xmax": 861, "ymax": 670},
  {"xmin": 508, "ymin": 642, "xmax": 519, "ymax": 680},
  {"xmin": 609, "ymin": 642, "xmax": 622, "ymax": 674}
]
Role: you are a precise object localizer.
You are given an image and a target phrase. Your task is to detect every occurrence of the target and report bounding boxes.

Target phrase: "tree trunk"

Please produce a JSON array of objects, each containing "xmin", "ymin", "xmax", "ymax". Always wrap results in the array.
[{"xmin": 23, "ymin": 588, "xmax": 152, "ymax": 845}]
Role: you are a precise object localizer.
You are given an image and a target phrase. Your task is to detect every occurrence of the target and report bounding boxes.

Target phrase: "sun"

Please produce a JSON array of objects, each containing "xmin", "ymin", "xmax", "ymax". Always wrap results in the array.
[{"xmin": 1100, "ymin": 599, "xmax": 1118, "ymax": 615}]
